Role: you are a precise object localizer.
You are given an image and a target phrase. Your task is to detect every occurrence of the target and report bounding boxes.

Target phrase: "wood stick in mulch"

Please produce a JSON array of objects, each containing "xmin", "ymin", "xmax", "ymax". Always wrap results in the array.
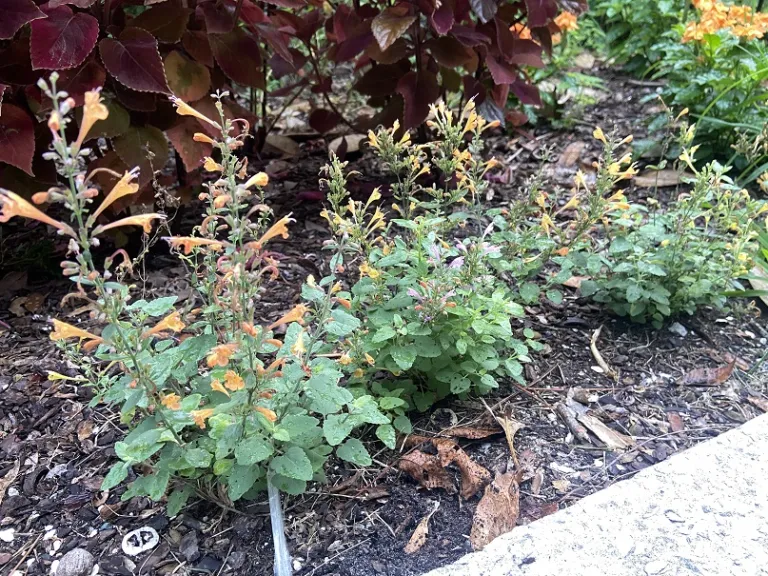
[
  {"xmin": 590, "ymin": 325, "xmax": 618, "ymax": 380},
  {"xmin": 555, "ymin": 402, "xmax": 592, "ymax": 444}
]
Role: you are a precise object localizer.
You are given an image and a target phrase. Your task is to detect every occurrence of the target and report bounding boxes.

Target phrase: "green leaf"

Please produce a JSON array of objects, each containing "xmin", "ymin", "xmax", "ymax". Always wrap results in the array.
[
  {"xmin": 390, "ymin": 345, "xmax": 417, "ymax": 370},
  {"xmin": 228, "ymin": 464, "xmax": 263, "ymax": 501},
  {"xmin": 301, "ymin": 283, "xmax": 326, "ymax": 302},
  {"xmin": 127, "ymin": 296, "xmax": 178, "ymax": 316},
  {"xmin": 270, "ymin": 474, "xmax": 307, "ymax": 495},
  {"xmin": 376, "ymin": 424, "xmax": 396, "ymax": 449},
  {"xmin": 379, "ymin": 396, "xmax": 406, "ymax": 410},
  {"xmin": 450, "ymin": 375, "xmax": 471, "ymax": 394},
  {"xmin": 281, "ymin": 415, "xmax": 322, "ymax": 447},
  {"xmin": 546, "ymin": 289, "xmax": 563, "ymax": 305},
  {"xmin": 580, "ymin": 279, "xmax": 598, "ymax": 297},
  {"xmin": 325, "ymin": 308, "xmax": 361, "ymax": 336},
  {"xmin": 626, "ymin": 283, "xmax": 643, "ymax": 303},
  {"xmin": 184, "ymin": 448, "xmax": 212, "ymax": 468},
  {"xmin": 393, "ymin": 414, "xmax": 412, "ymax": 433},
  {"xmin": 114, "ymin": 428, "xmax": 168, "ymax": 463},
  {"xmin": 144, "ymin": 469, "xmax": 171, "ymax": 500},
  {"xmin": 102, "ymin": 462, "xmax": 130, "ymax": 490},
  {"xmin": 372, "ymin": 326, "xmax": 397, "ymax": 343},
  {"xmin": 336, "ymin": 438, "xmax": 372, "ymax": 466},
  {"xmin": 166, "ymin": 485, "xmax": 194, "ymax": 517},
  {"xmin": 413, "ymin": 336, "xmax": 441, "ymax": 357},
  {"xmin": 235, "ymin": 435, "xmax": 274, "ymax": 465},
  {"xmin": 519, "ymin": 282, "xmax": 540, "ymax": 303},
  {"xmin": 413, "ymin": 390, "xmax": 436, "ymax": 411},
  {"xmin": 305, "ymin": 372, "xmax": 354, "ymax": 415},
  {"xmin": 351, "ymin": 395, "xmax": 390, "ymax": 424},
  {"xmin": 213, "ymin": 458, "xmax": 234, "ymax": 476},
  {"xmin": 271, "ymin": 446, "xmax": 314, "ymax": 481},
  {"xmin": 323, "ymin": 414, "xmax": 355, "ymax": 446}
]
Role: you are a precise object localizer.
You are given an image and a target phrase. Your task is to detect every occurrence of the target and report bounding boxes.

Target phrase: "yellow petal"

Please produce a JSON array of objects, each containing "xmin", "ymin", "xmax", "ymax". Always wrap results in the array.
[
  {"xmin": 210, "ymin": 379, "xmax": 230, "ymax": 397},
  {"xmin": 74, "ymin": 90, "xmax": 109, "ymax": 150},
  {"xmin": 92, "ymin": 213, "xmax": 165, "ymax": 236},
  {"xmin": 0, "ymin": 191, "xmax": 76, "ymax": 237},
  {"xmin": 50, "ymin": 319, "xmax": 100, "ymax": 341},
  {"xmin": 193, "ymin": 132, "xmax": 217, "ymax": 145},
  {"xmin": 171, "ymin": 97, "xmax": 222, "ymax": 130},
  {"xmin": 91, "ymin": 168, "xmax": 140, "ymax": 221},
  {"xmin": 244, "ymin": 172, "xmax": 269, "ymax": 189}
]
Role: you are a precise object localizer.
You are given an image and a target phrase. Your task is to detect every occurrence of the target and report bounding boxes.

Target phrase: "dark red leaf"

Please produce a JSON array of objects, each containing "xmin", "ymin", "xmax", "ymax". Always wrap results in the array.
[
  {"xmin": 430, "ymin": 0, "xmax": 454, "ymax": 35},
  {"xmin": 372, "ymin": 6, "xmax": 416, "ymax": 51},
  {"xmin": 510, "ymin": 77, "xmax": 541, "ymax": 106},
  {"xmin": 477, "ymin": 97, "xmax": 505, "ymax": 126},
  {"xmin": 269, "ymin": 49, "xmax": 306, "ymax": 79},
  {"xmin": 491, "ymin": 82, "xmax": 508, "ymax": 107},
  {"xmin": 48, "ymin": 0, "xmax": 96, "ymax": 8},
  {"xmin": 334, "ymin": 32, "xmax": 375, "ymax": 62},
  {"xmin": 451, "ymin": 25, "xmax": 491, "ymax": 47},
  {"xmin": 486, "ymin": 54, "xmax": 517, "ymax": 85},
  {"xmin": 462, "ymin": 74, "xmax": 486, "ymax": 103},
  {"xmin": 165, "ymin": 51, "xmax": 211, "ymax": 102},
  {"xmin": 332, "ymin": 4, "xmax": 360, "ymax": 42},
  {"xmin": 510, "ymin": 38, "xmax": 544, "ymax": 67},
  {"xmin": 524, "ymin": 0, "xmax": 557, "ymax": 27},
  {"xmin": 209, "ymin": 28, "xmax": 264, "ymax": 88},
  {"xmin": 355, "ymin": 59, "xmax": 410, "ymax": 97},
  {"xmin": 100, "ymin": 28, "xmax": 170, "ymax": 94},
  {"xmin": 427, "ymin": 36, "xmax": 475, "ymax": 68},
  {"xmin": 232, "ymin": 0, "xmax": 269, "ymax": 26},
  {"xmin": 196, "ymin": 0, "xmax": 235, "ymax": 34},
  {"xmin": 0, "ymin": 0, "xmax": 46, "ymax": 40},
  {"xmin": 262, "ymin": 0, "xmax": 305, "ymax": 7},
  {"xmin": 0, "ymin": 38, "xmax": 40, "ymax": 85},
  {"xmin": 469, "ymin": 0, "xmax": 497, "ymax": 24},
  {"xmin": 493, "ymin": 17, "xmax": 515, "ymax": 59},
  {"xmin": 113, "ymin": 81, "xmax": 157, "ymax": 111},
  {"xmin": 366, "ymin": 38, "xmax": 410, "ymax": 64},
  {"xmin": 273, "ymin": 9, "xmax": 322, "ymax": 42},
  {"xmin": 30, "ymin": 5, "xmax": 99, "ymax": 70},
  {"xmin": 254, "ymin": 23, "xmax": 293, "ymax": 64},
  {"xmin": 531, "ymin": 26, "xmax": 553, "ymax": 54},
  {"xmin": 113, "ymin": 125, "xmax": 170, "ymax": 187},
  {"xmin": 309, "ymin": 109, "xmax": 340, "ymax": 134},
  {"xmin": 0, "ymin": 84, "xmax": 6, "ymax": 112},
  {"xmin": 166, "ymin": 117, "xmax": 211, "ymax": 172},
  {"xmin": 38, "ymin": 59, "xmax": 106, "ymax": 108},
  {"xmin": 131, "ymin": 2, "xmax": 191, "ymax": 44},
  {"xmin": 396, "ymin": 70, "xmax": 439, "ymax": 130},
  {"xmin": 182, "ymin": 31, "xmax": 214, "ymax": 67},
  {"xmin": 0, "ymin": 104, "xmax": 35, "ymax": 175}
]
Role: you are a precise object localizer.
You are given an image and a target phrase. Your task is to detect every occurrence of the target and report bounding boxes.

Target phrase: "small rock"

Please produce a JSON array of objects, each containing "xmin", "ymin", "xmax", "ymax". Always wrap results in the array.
[
  {"xmin": 668, "ymin": 322, "xmax": 687, "ymax": 337},
  {"xmin": 292, "ymin": 559, "xmax": 302, "ymax": 571},
  {"xmin": 179, "ymin": 531, "xmax": 200, "ymax": 562},
  {"xmin": 55, "ymin": 548, "xmax": 95, "ymax": 576}
]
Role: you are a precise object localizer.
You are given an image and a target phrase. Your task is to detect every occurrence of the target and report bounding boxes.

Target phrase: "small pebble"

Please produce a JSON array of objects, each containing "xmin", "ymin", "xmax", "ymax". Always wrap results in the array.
[{"xmin": 55, "ymin": 549, "xmax": 95, "ymax": 576}]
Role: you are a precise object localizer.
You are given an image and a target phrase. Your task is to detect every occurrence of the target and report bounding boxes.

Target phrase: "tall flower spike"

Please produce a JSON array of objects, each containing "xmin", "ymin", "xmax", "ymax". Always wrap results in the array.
[
  {"xmin": 73, "ymin": 90, "xmax": 109, "ymax": 151},
  {"xmin": 0, "ymin": 190, "xmax": 77, "ymax": 237},
  {"xmin": 90, "ymin": 168, "xmax": 140, "ymax": 221},
  {"xmin": 247, "ymin": 215, "xmax": 294, "ymax": 251},
  {"xmin": 92, "ymin": 213, "xmax": 165, "ymax": 236},
  {"xmin": 170, "ymin": 97, "xmax": 222, "ymax": 130}
]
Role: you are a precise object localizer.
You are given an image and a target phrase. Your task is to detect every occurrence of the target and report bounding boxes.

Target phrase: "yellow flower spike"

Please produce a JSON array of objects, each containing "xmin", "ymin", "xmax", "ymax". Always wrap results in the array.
[
  {"xmin": 620, "ymin": 135, "xmax": 634, "ymax": 145},
  {"xmin": 541, "ymin": 214, "xmax": 555, "ymax": 236},
  {"xmin": 142, "ymin": 311, "xmax": 185, "ymax": 339},
  {"xmin": 213, "ymin": 194, "xmax": 231, "ymax": 209},
  {"xmin": 223, "ymin": 370, "xmax": 245, "ymax": 391},
  {"xmin": 364, "ymin": 353, "xmax": 375, "ymax": 366},
  {"xmin": 244, "ymin": 172, "xmax": 269, "ymax": 189},
  {"xmin": 193, "ymin": 132, "xmax": 217, "ymax": 145},
  {"xmin": 210, "ymin": 378, "xmax": 230, "ymax": 397},
  {"xmin": 561, "ymin": 195, "xmax": 580, "ymax": 211},
  {"xmin": 291, "ymin": 330, "xmax": 306, "ymax": 357},
  {"xmin": 73, "ymin": 90, "xmax": 109, "ymax": 151},
  {"xmin": 247, "ymin": 215, "xmax": 294, "ymax": 251},
  {"xmin": 161, "ymin": 393, "xmax": 182, "ymax": 411},
  {"xmin": 367, "ymin": 130, "xmax": 379, "ymax": 149},
  {"xmin": 171, "ymin": 97, "xmax": 222, "ymax": 130},
  {"xmin": 365, "ymin": 188, "xmax": 382, "ymax": 209},
  {"xmin": 593, "ymin": 127, "xmax": 607, "ymax": 143},
  {"xmin": 191, "ymin": 408, "xmax": 215, "ymax": 429},
  {"xmin": 91, "ymin": 168, "xmax": 140, "ymax": 221},
  {"xmin": 206, "ymin": 343, "xmax": 238, "ymax": 367},
  {"xmin": 92, "ymin": 213, "xmax": 165, "ymax": 236},
  {"xmin": 0, "ymin": 190, "xmax": 77, "ymax": 237},
  {"xmin": 165, "ymin": 237, "xmax": 225, "ymax": 255},
  {"xmin": 267, "ymin": 303, "xmax": 310, "ymax": 330}
]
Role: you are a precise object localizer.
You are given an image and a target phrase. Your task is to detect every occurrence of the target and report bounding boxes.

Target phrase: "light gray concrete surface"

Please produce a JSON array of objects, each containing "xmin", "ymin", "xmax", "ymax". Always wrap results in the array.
[{"xmin": 424, "ymin": 414, "xmax": 768, "ymax": 576}]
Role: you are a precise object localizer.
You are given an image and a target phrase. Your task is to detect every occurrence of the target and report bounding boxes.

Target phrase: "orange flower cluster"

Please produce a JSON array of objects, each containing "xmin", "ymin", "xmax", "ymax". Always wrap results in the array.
[{"xmin": 682, "ymin": 0, "xmax": 768, "ymax": 42}]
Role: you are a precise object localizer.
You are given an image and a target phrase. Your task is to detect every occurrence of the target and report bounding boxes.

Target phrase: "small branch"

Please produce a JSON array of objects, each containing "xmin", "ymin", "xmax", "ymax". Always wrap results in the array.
[{"xmin": 590, "ymin": 325, "xmax": 618, "ymax": 380}]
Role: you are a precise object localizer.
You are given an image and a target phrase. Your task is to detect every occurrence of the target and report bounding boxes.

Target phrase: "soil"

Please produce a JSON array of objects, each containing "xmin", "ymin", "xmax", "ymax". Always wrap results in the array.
[{"xmin": 1, "ymin": 68, "xmax": 767, "ymax": 576}]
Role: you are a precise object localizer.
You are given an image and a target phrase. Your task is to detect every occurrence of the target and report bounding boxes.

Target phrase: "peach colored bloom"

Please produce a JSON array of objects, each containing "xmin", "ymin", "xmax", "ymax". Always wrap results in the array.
[
  {"xmin": 255, "ymin": 405, "xmax": 277, "ymax": 422},
  {"xmin": 210, "ymin": 379, "xmax": 230, "ymax": 396},
  {"xmin": 264, "ymin": 338, "xmax": 283, "ymax": 348},
  {"xmin": 92, "ymin": 213, "xmax": 165, "ymax": 236},
  {"xmin": 74, "ymin": 90, "xmax": 109, "ymax": 150},
  {"xmin": 244, "ymin": 172, "xmax": 269, "ymax": 189},
  {"xmin": 246, "ymin": 215, "xmax": 294, "ymax": 251},
  {"xmin": 206, "ymin": 343, "xmax": 238, "ymax": 367},
  {"xmin": 223, "ymin": 370, "xmax": 245, "ymax": 391},
  {"xmin": 203, "ymin": 157, "xmax": 223, "ymax": 172},
  {"xmin": 161, "ymin": 393, "xmax": 182, "ymax": 410},
  {"xmin": 191, "ymin": 408, "xmax": 215, "ymax": 429},
  {"xmin": 0, "ymin": 191, "xmax": 76, "ymax": 237},
  {"xmin": 91, "ymin": 169, "xmax": 140, "ymax": 221},
  {"xmin": 142, "ymin": 311, "xmax": 185, "ymax": 338},
  {"xmin": 171, "ymin": 97, "xmax": 222, "ymax": 130},
  {"xmin": 193, "ymin": 132, "xmax": 217, "ymax": 145},
  {"xmin": 165, "ymin": 236, "xmax": 225, "ymax": 255},
  {"xmin": 50, "ymin": 319, "xmax": 101, "ymax": 343},
  {"xmin": 267, "ymin": 304, "xmax": 309, "ymax": 330},
  {"xmin": 554, "ymin": 11, "xmax": 578, "ymax": 32}
]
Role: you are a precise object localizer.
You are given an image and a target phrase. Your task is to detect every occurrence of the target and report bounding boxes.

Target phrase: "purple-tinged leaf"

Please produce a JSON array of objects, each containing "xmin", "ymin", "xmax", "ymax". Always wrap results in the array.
[
  {"xmin": 510, "ymin": 39, "xmax": 544, "ymax": 67},
  {"xmin": 355, "ymin": 59, "xmax": 410, "ymax": 97},
  {"xmin": 397, "ymin": 70, "xmax": 439, "ymax": 130},
  {"xmin": 131, "ymin": 2, "xmax": 192, "ymax": 44},
  {"xmin": 182, "ymin": 30, "xmax": 214, "ymax": 67},
  {"xmin": 30, "ymin": 5, "xmax": 99, "ymax": 70},
  {"xmin": 48, "ymin": 0, "xmax": 96, "ymax": 8},
  {"xmin": 524, "ymin": 0, "xmax": 557, "ymax": 27},
  {"xmin": 0, "ymin": 104, "xmax": 35, "ymax": 175},
  {"xmin": 510, "ymin": 77, "xmax": 541, "ymax": 106},
  {"xmin": 113, "ymin": 81, "xmax": 158, "ymax": 112},
  {"xmin": 196, "ymin": 0, "xmax": 235, "ymax": 34},
  {"xmin": 309, "ymin": 109, "xmax": 341, "ymax": 134},
  {"xmin": 372, "ymin": 7, "xmax": 416, "ymax": 51},
  {"xmin": 0, "ymin": 38, "xmax": 40, "ymax": 85},
  {"xmin": 334, "ymin": 32, "xmax": 375, "ymax": 62},
  {"xmin": 210, "ymin": 28, "xmax": 264, "ymax": 88},
  {"xmin": 0, "ymin": 0, "xmax": 45, "ymax": 40},
  {"xmin": 485, "ymin": 55, "xmax": 517, "ymax": 85},
  {"xmin": 469, "ymin": 0, "xmax": 497, "ymax": 24},
  {"xmin": 262, "ymin": 0, "xmax": 306, "ymax": 8},
  {"xmin": 166, "ymin": 117, "xmax": 211, "ymax": 172},
  {"xmin": 113, "ymin": 125, "xmax": 170, "ymax": 187},
  {"xmin": 100, "ymin": 28, "xmax": 170, "ymax": 94},
  {"xmin": 254, "ymin": 23, "xmax": 293, "ymax": 64},
  {"xmin": 430, "ymin": 1, "xmax": 454, "ymax": 35},
  {"xmin": 451, "ymin": 25, "xmax": 491, "ymax": 47}
]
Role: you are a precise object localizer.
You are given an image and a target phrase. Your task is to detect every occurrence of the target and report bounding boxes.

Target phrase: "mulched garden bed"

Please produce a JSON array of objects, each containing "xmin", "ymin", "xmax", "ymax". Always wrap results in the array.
[{"xmin": 1, "ymin": 69, "xmax": 767, "ymax": 576}]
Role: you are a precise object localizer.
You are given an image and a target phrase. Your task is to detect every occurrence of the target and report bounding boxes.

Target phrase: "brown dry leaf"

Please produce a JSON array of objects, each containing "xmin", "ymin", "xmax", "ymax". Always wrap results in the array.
[
  {"xmin": 558, "ymin": 141, "xmax": 587, "ymax": 167},
  {"xmin": 531, "ymin": 470, "xmax": 544, "ymax": 495},
  {"xmin": 577, "ymin": 414, "xmax": 634, "ymax": 451},
  {"xmin": 667, "ymin": 412, "xmax": 685, "ymax": 433},
  {"xmin": 633, "ymin": 169, "xmax": 690, "ymax": 188},
  {"xmin": 528, "ymin": 501, "xmax": 559, "ymax": 520},
  {"xmin": 9, "ymin": 296, "xmax": 27, "ymax": 317},
  {"xmin": 551, "ymin": 479, "xmax": 571, "ymax": 493},
  {"xmin": 432, "ymin": 439, "xmax": 490, "ymax": 499},
  {"xmin": 563, "ymin": 275, "xmax": 589, "ymax": 289},
  {"xmin": 404, "ymin": 502, "xmax": 439, "ymax": 554},
  {"xmin": 264, "ymin": 133, "xmax": 300, "ymax": 157},
  {"xmin": 748, "ymin": 396, "xmax": 768, "ymax": 413},
  {"xmin": 705, "ymin": 348, "xmax": 750, "ymax": 371},
  {"xmin": 23, "ymin": 292, "xmax": 46, "ymax": 313},
  {"xmin": 0, "ymin": 461, "xmax": 20, "ymax": 505},
  {"xmin": 679, "ymin": 360, "xmax": 736, "ymax": 386},
  {"xmin": 517, "ymin": 449, "xmax": 537, "ymax": 483},
  {"xmin": 470, "ymin": 471, "xmax": 520, "ymax": 551},
  {"xmin": 443, "ymin": 425, "xmax": 500, "ymax": 439},
  {"xmin": 398, "ymin": 450, "xmax": 456, "ymax": 493},
  {"xmin": 499, "ymin": 416, "xmax": 524, "ymax": 466},
  {"xmin": 0, "ymin": 271, "xmax": 27, "ymax": 295},
  {"xmin": 77, "ymin": 420, "xmax": 95, "ymax": 441}
]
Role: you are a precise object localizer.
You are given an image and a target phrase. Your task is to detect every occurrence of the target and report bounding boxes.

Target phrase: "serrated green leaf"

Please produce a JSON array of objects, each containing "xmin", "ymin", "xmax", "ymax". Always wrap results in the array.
[
  {"xmin": 390, "ymin": 345, "xmax": 417, "ymax": 370},
  {"xmin": 228, "ymin": 464, "xmax": 263, "ymax": 501},
  {"xmin": 213, "ymin": 458, "xmax": 234, "ymax": 476},
  {"xmin": 519, "ymin": 282, "xmax": 540, "ymax": 303},
  {"xmin": 393, "ymin": 414, "xmax": 412, "ymax": 433},
  {"xmin": 376, "ymin": 424, "xmax": 396, "ymax": 449},
  {"xmin": 166, "ymin": 485, "xmax": 194, "ymax": 517},
  {"xmin": 127, "ymin": 296, "xmax": 178, "ymax": 316},
  {"xmin": 235, "ymin": 435, "xmax": 274, "ymax": 465},
  {"xmin": 325, "ymin": 308, "xmax": 361, "ymax": 336},
  {"xmin": 336, "ymin": 438, "xmax": 372, "ymax": 466},
  {"xmin": 271, "ymin": 446, "xmax": 314, "ymax": 481},
  {"xmin": 323, "ymin": 413, "xmax": 355, "ymax": 446},
  {"xmin": 372, "ymin": 326, "xmax": 397, "ymax": 343},
  {"xmin": 102, "ymin": 461, "xmax": 130, "ymax": 490},
  {"xmin": 281, "ymin": 414, "xmax": 322, "ymax": 447},
  {"xmin": 305, "ymin": 372, "xmax": 354, "ymax": 415}
]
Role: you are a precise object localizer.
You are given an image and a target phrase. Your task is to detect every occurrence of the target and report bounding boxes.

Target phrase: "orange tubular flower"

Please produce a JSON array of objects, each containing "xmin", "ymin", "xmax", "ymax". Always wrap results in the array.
[
  {"xmin": 73, "ymin": 90, "xmax": 109, "ymax": 150},
  {"xmin": 554, "ymin": 11, "xmax": 579, "ymax": 32},
  {"xmin": 161, "ymin": 393, "xmax": 182, "ymax": 410},
  {"xmin": 244, "ymin": 172, "xmax": 269, "ymax": 189},
  {"xmin": 50, "ymin": 319, "xmax": 103, "ymax": 347},
  {"xmin": 223, "ymin": 370, "xmax": 245, "ymax": 391},
  {"xmin": 193, "ymin": 132, "xmax": 217, "ymax": 145},
  {"xmin": 265, "ymin": 338, "xmax": 283, "ymax": 348},
  {"xmin": 255, "ymin": 406, "xmax": 277, "ymax": 422},
  {"xmin": 267, "ymin": 304, "xmax": 310, "ymax": 330},
  {"xmin": 91, "ymin": 169, "xmax": 140, "ymax": 221},
  {"xmin": 0, "ymin": 190, "xmax": 77, "ymax": 237},
  {"xmin": 142, "ymin": 311, "xmax": 185, "ymax": 339},
  {"xmin": 206, "ymin": 343, "xmax": 238, "ymax": 367},
  {"xmin": 171, "ymin": 97, "xmax": 222, "ymax": 130},
  {"xmin": 191, "ymin": 408, "xmax": 215, "ymax": 429},
  {"xmin": 165, "ymin": 236, "xmax": 225, "ymax": 255},
  {"xmin": 247, "ymin": 215, "xmax": 294, "ymax": 251},
  {"xmin": 92, "ymin": 213, "xmax": 165, "ymax": 236},
  {"xmin": 210, "ymin": 379, "xmax": 230, "ymax": 397}
]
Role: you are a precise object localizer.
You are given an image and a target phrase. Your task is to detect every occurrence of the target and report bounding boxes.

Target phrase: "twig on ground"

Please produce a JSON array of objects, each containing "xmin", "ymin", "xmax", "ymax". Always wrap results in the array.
[{"xmin": 590, "ymin": 325, "xmax": 618, "ymax": 380}]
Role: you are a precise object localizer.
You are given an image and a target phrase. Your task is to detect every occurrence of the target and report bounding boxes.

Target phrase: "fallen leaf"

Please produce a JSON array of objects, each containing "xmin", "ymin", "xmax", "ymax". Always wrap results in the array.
[
  {"xmin": 443, "ymin": 425, "xmax": 501, "ymax": 439},
  {"xmin": 0, "ymin": 271, "xmax": 27, "ymax": 295},
  {"xmin": 328, "ymin": 134, "xmax": 366, "ymax": 156},
  {"xmin": 499, "ymin": 416, "xmax": 524, "ymax": 466},
  {"xmin": 470, "ymin": 470, "xmax": 519, "ymax": 550},
  {"xmin": 77, "ymin": 419, "xmax": 94, "ymax": 441},
  {"xmin": 667, "ymin": 412, "xmax": 685, "ymax": 433},
  {"xmin": 404, "ymin": 502, "xmax": 439, "ymax": 554},
  {"xmin": 398, "ymin": 450, "xmax": 456, "ymax": 493},
  {"xmin": 530, "ymin": 469, "xmax": 544, "ymax": 495},
  {"xmin": 748, "ymin": 396, "xmax": 768, "ymax": 413},
  {"xmin": 527, "ymin": 500, "xmax": 559, "ymax": 520},
  {"xmin": 436, "ymin": 440, "xmax": 491, "ymax": 499},
  {"xmin": 679, "ymin": 360, "xmax": 736, "ymax": 386},
  {"xmin": 705, "ymin": 349, "xmax": 750, "ymax": 371},
  {"xmin": 9, "ymin": 296, "xmax": 27, "ymax": 317},
  {"xmin": 577, "ymin": 414, "xmax": 634, "ymax": 451},
  {"xmin": 633, "ymin": 169, "xmax": 690, "ymax": 188},
  {"xmin": 23, "ymin": 292, "xmax": 46, "ymax": 313},
  {"xmin": 563, "ymin": 276, "xmax": 589, "ymax": 289},
  {"xmin": 558, "ymin": 141, "xmax": 586, "ymax": 167},
  {"xmin": 517, "ymin": 449, "xmax": 537, "ymax": 483},
  {"xmin": 264, "ymin": 133, "xmax": 300, "ymax": 157},
  {"xmin": 0, "ymin": 461, "xmax": 20, "ymax": 505},
  {"xmin": 551, "ymin": 478, "xmax": 571, "ymax": 493}
]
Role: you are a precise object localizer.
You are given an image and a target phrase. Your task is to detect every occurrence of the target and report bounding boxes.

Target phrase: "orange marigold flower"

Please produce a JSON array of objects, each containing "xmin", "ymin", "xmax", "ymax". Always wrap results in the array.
[
  {"xmin": 510, "ymin": 22, "xmax": 532, "ymax": 39},
  {"xmin": 92, "ymin": 213, "xmax": 165, "ymax": 236},
  {"xmin": 165, "ymin": 236, "xmax": 225, "ymax": 255},
  {"xmin": 142, "ymin": 311, "xmax": 185, "ymax": 339},
  {"xmin": 74, "ymin": 90, "xmax": 109, "ymax": 151},
  {"xmin": 91, "ymin": 168, "xmax": 140, "ymax": 221},
  {"xmin": 206, "ymin": 343, "xmax": 238, "ymax": 367},
  {"xmin": 210, "ymin": 378, "xmax": 230, "ymax": 396},
  {"xmin": 247, "ymin": 215, "xmax": 295, "ymax": 251},
  {"xmin": 267, "ymin": 304, "xmax": 310, "ymax": 330},
  {"xmin": 161, "ymin": 393, "xmax": 182, "ymax": 410},
  {"xmin": 171, "ymin": 97, "xmax": 222, "ymax": 130},
  {"xmin": 0, "ymin": 190, "xmax": 76, "ymax": 237},
  {"xmin": 223, "ymin": 370, "xmax": 245, "ymax": 391},
  {"xmin": 191, "ymin": 408, "xmax": 215, "ymax": 429},
  {"xmin": 255, "ymin": 406, "xmax": 277, "ymax": 422}
]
